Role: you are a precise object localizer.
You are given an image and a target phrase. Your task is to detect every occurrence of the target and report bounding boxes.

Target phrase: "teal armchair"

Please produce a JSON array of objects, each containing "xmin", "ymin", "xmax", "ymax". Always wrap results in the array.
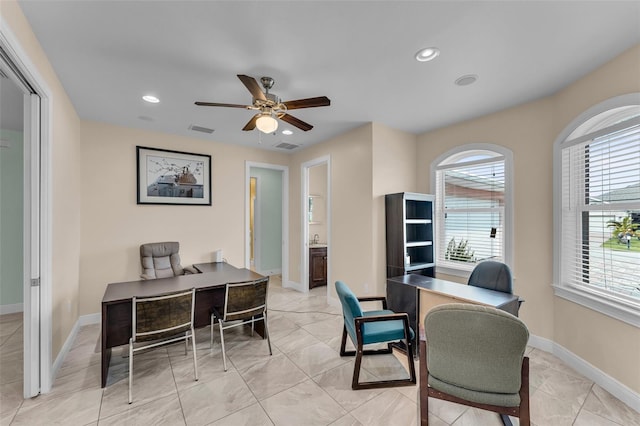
[{"xmin": 335, "ymin": 280, "xmax": 416, "ymax": 390}]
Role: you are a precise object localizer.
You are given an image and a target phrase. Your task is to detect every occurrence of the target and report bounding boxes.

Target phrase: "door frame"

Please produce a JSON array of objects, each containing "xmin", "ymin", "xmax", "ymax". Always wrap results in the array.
[
  {"xmin": 0, "ymin": 19, "xmax": 53, "ymax": 396},
  {"xmin": 245, "ymin": 162, "xmax": 289, "ymax": 285},
  {"xmin": 301, "ymin": 155, "xmax": 331, "ymax": 295}
]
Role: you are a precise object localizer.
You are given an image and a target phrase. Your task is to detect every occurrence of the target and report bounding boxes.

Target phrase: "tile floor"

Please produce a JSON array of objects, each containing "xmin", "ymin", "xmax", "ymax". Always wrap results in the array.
[{"xmin": 1, "ymin": 276, "xmax": 639, "ymax": 425}]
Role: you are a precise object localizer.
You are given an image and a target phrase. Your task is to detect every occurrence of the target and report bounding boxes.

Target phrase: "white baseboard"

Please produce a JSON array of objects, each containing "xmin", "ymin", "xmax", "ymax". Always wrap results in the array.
[
  {"xmin": 0, "ymin": 303, "xmax": 23, "ymax": 315},
  {"xmin": 50, "ymin": 318, "xmax": 80, "ymax": 383},
  {"xmin": 259, "ymin": 268, "xmax": 282, "ymax": 277},
  {"xmin": 283, "ymin": 279, "xmax": 304, "ymax": 292},
  {"xmin": 79, "ymin": 312, "xmax": 101, "ymax": 326},
  {"xmin": 49, "ymin": 313, "xmax": 101, "ymax": 386},
  {"xmin": 528, "ymin": 334, "xmax": 639, "ymax": 413}
]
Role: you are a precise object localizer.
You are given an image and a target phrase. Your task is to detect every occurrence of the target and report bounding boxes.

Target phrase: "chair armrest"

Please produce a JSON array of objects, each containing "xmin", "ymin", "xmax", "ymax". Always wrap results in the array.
[
  {"xmin": 354, "ymin": 312, "xmax": 409, "ymax": 325},
  {"xmin": 354, "ymin": 312, "xmax": 412, "ymax": 343},
  {"xmin": 184, "ymin": 265, "xmax": 199, "ymax": 275},
  {"xmin": 356, "ymin": 296, "xmax": 388, "ymax": 310}
]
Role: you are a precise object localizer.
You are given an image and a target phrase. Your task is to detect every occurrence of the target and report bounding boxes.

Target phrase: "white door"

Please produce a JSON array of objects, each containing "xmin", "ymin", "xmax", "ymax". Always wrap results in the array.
[
  {"xmin": 0, "ymin": 47, "xmax": 42, "ymax": 397},
  {"xmin": 23, "ymin": 93, "xmax": 41, "ymax": 397}
]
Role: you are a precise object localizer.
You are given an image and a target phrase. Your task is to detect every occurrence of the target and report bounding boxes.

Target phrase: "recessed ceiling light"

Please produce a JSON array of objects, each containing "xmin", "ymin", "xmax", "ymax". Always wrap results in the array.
[
  {"xmin": 142, "ymin": 95, "xmax": 160, "ymax": 103},
  {"xmin": 282, "ymin": 129, "xmax": 293, "ymax": 135},
  {"xmin": 415, "ymin": 47, "xmax": 440, "ymax": 62},
  {"xmin": 455, "ymin": 74, "xmax": 478, "ymax": 86}
]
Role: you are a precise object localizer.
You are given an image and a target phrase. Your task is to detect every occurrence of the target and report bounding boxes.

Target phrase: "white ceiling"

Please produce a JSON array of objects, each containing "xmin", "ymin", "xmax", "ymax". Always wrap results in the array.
[{"xmin": 16, "ymin": 1, "xmax": 640, "ymax": 152}]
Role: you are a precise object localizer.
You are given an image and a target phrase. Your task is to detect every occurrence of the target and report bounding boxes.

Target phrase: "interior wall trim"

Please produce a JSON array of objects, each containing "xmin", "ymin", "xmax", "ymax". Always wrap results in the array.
[
  {"xmin": 0, "ymin": 303, "xmax": 23, "ymax": 315},
  {"xmin": 528, "ymin": 334, "xmax": 639, "ymax": 413}
]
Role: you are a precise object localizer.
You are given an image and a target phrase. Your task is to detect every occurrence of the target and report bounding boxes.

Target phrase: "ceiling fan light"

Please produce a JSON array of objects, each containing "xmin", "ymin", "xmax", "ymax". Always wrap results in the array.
[{"xmin": 256, "ymin": 114, "xmax": 278, "ymax": 133}]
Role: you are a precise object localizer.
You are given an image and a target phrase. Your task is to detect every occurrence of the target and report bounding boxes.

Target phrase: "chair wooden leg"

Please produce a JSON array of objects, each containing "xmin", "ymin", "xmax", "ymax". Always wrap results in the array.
[
  {"xmin": 406, "ymin": 338, "xmax": 417, "ymax": 385},
  {"xmin": 340, "ymin": 325, "xmax": 349, "ymax": 356},
  {"xmin": 352, "ymin": 347, "xmax": 364, "ymax": 389},
  {"xmin": 519, "ymin": 357, "xmax": 530, "ymax": 426}
]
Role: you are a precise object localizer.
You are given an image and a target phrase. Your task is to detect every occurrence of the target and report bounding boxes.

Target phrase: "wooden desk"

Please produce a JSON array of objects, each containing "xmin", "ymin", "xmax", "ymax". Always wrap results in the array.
[
  {"xmin": 101, "ymin": 262, "xmax": 262, "ymax": 387},
  {"xmin": 386, "ymin": 274, "xmax": 520, "ymax": 353}
]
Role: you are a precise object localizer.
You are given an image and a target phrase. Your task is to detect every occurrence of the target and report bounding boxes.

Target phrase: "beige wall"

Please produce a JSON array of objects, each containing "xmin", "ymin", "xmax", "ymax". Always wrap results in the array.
[
  {"xmin": 289, "ymin": 124, "xmax": 374, "ymax": 297},
  {"xmin": 371, "ymin": 123, "xmax": 418, "ymax": 293},
  {"xmin": 78, "ymin": 121, "xmax": 288, "ymax": 315},
  {"xmin": 2, "ymin": 0, "xmax": 83, "ymax": 358},
  {"xmin": 417, "ymin": 44, "xmax": 640, "ymax": 393}
]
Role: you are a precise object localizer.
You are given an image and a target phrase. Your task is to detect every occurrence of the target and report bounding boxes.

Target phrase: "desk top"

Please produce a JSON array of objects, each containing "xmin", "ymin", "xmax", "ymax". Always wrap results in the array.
[
  {"xmin": 102, "ymin": 262, "xmax": 262, "ymax": 304},
  {"xmin": 387, "ymin": 274, "xmax": 518, "ymax": 309}
]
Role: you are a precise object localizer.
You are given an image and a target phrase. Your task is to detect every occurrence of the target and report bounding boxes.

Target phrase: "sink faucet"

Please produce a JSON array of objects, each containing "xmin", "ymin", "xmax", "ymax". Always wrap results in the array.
[{"xmin": 313, "ymin": 234, "xmax": 319, "ymax": 244}]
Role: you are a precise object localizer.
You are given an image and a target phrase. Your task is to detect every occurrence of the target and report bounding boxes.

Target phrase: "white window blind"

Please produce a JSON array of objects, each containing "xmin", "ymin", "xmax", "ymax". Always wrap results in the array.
[
  {"xmin": 561, "ymin": 123, "xmax": 640, "ymax": 301},
  {"xmin": 436, "ymin": 155, "xmax": 505, "ymax": 270}
]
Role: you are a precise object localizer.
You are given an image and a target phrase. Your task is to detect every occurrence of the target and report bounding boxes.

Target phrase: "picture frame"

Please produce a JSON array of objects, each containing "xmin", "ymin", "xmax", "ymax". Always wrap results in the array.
[{"xmin": 136, "ymin": 146, "xmax": 211, "ymax": 205}]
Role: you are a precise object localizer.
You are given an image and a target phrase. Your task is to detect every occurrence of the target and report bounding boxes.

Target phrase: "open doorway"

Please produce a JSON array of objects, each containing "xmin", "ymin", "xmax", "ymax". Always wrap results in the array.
[
  {"xmin": 1, "ymin": 27, "xmax": 52, "ymax": 397},
  {"xmin": 302, "ymin": 156, "xmax": 331, "ymax": 296},
  {"xmin": 245, "ymin": 162, "xmax": 289, "ymax": 284}
]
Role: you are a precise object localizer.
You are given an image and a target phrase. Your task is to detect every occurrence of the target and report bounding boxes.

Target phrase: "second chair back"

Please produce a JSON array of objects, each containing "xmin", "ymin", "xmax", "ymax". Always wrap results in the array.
[{"xmin": 468, "ymin": 260, "xmax": 513, "ymax": 294}]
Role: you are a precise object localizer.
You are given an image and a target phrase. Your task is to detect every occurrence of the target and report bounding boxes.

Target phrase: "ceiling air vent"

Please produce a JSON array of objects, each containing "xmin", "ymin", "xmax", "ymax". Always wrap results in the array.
[
  {"xmin": 188, "ymin": 124, "xmax": 215, "ymax": 134},
  {"xmin": 275, "ymin": 142, "xmax": 299, "ymax": 150}
]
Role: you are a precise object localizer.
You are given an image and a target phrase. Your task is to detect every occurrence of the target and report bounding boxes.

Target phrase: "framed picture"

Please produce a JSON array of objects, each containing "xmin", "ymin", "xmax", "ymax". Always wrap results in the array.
[{"xmin": 136, "ymin": 146, "xmax": 211, "ymax": 205}]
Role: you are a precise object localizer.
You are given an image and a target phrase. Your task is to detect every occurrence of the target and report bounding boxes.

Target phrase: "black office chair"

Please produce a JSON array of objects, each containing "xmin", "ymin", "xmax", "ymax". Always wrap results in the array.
[{"xmin": 468, "ymin": 261, "xmax": 524, "ymax": 314}]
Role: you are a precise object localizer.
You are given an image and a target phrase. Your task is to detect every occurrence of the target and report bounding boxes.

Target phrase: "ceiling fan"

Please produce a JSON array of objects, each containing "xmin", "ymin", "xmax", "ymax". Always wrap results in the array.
[{"xmin": 195, "ymin": 74, "xmax": 330, "ymax": 133}]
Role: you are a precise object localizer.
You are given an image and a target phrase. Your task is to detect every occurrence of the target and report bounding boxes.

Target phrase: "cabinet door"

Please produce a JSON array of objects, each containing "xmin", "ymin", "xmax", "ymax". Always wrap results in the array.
[{"xmin": 309, "ymin": 248, "xmax": 327, "ymax": 288}]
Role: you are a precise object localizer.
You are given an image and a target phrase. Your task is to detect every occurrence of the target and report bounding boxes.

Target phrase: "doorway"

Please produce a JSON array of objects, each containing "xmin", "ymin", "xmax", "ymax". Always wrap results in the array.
[
  {"xmin": 302, "ymin": 156, "xmax": 331, "ymax": 296},
  {"xmin": 0, "ymin": 27, "xmax": 52, "ymax": 397},
  {"xmin": 245, "ymin": 162, "xmax": 289, "ymax": 284}
]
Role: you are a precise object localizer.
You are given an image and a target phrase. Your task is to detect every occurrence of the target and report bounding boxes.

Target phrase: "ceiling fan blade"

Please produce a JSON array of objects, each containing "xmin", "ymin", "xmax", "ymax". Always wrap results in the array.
[
  {"xmin": 237, "ymin": 74, "xmax": 267, "ymax": 101},
  {"xmin": 195, "ymin": 101, "xmax": 248, "ymax": 108},
  {"xmin": 282, "ymin": 96, "xmax": 330, "ymax": 110},
  {"xmin": 242, "ymin": 114, "xmax": 260, "ymax": 131},
  {"xmin": 280, "ymin": 113, "xmax": 313, "ymax": 131}
]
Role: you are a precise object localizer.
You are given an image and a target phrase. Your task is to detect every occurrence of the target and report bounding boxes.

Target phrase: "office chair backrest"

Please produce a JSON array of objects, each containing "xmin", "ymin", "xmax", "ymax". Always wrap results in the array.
[
  {"xmin": 468, "ymin": 260, "xmax": 513, "ymax": 294},
  {"xmin": 425, "ymin": 303, "xmax": 529, "ymax": 395},
  {"xmin": 140, "ymin": 241, "xmax": 184, "ymax": 279}
]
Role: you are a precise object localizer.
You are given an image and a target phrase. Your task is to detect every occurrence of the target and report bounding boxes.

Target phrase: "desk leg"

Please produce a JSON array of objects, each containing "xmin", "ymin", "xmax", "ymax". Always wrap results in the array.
[
  {"xmin": 102, "ymin": 347, "xmax": 111, "ymax": 388},
  {"xmin": 101, "ymin": 303, "xmax": 109, "ymax": 388}
]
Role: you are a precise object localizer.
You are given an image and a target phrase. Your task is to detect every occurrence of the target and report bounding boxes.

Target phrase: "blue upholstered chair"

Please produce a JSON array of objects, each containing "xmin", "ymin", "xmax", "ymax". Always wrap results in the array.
[
  {"xmin": 468, "ymin": 261, "xmax": 524, "ymax": 314},
  {"xmin": 335, "ymin": 280, "xmax": 416, "ymax": 390},
  {"xmin": 420, "ymin": 303, "xmax": 530, "ymax": 426}
]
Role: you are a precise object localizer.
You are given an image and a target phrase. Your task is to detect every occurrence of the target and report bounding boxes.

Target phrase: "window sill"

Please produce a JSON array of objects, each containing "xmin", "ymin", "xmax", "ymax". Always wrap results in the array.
[
  {"xmin": 553, "ymin": 284, "xmax": 640, "ymax": 328},
  {"xmin": 435, "ymin": 265, "xmax": 473, "ymax": 279}
]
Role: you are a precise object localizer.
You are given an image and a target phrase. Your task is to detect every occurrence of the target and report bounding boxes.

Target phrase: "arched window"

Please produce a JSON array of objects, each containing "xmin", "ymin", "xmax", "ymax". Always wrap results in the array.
[
  {"xmin": 554, "ymin": 94, "xmax": 640, "ymax": 326},
  {"xmin": 432, "ymin": 144, "xmax": 513, "ymax": 276}
]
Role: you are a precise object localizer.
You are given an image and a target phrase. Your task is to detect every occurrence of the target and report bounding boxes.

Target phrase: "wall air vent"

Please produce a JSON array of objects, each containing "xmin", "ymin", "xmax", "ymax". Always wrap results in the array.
[
  {"xmin": 188, "ymin": 124, "xmax": 215, "ymax": 134},
  {"xmin": 275, "ymin": 142, "xmax": 299, "ymax": 150}
]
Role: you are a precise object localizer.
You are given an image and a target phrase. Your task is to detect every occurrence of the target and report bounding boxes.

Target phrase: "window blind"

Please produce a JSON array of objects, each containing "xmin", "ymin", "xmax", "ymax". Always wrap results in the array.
[
  {"xmin": 561, "ymin": 124, "xmax": 640, "ymax": 301},
  {"xmin": 436, "ymin": 158, "xmax": 505, "ymax": 269}
]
